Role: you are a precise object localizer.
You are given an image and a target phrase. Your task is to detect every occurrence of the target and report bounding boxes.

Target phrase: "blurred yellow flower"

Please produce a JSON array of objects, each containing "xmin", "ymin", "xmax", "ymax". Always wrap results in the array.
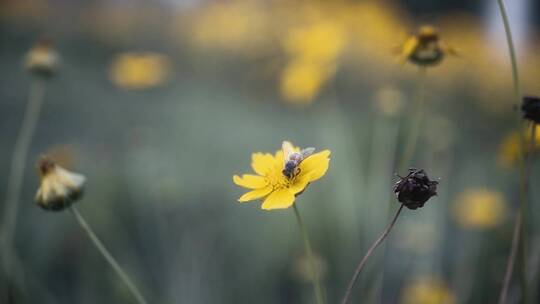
[
  {"xmin": 498, "ymin": 125, "xmax": 540, "ymax": 168},
  {"xmin": 280, "ymin": 61, "xmax": 334, "ymax": 104},
  {"xmin": 401, "ymin": 277, "xmax": 456, "ymax": 304},
  {"xmin": 280, "ymin": 18, "xmax": 345, "ymax": 104},
  {"xmin": 189, "ymin": 1, "xmax": 269, "ymax": 54},
  {"xmin": 283, "ymin": 20, "xmax": 346, "ymax": 64},
  {"xmin": 109, "ymin": 52, "xmax": 170, "ymax": 90},
  {"xmin": 453, "ymin": 189, "xmax": 506, "ymax": 229},
  {"xmin": 399, "ymin": 25, "xmax": 457, "ymax": 67},
  {"xmin": 346, "ymin": 2, "xmax": 407, "ymax": 61},
  {"xmin": 233, "ymin": 141, "xmax": 330, "ymax": 210}
]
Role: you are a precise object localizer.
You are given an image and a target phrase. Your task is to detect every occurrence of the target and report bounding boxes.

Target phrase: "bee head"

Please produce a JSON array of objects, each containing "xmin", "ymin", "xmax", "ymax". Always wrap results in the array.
[{"xmin": 285, "ymin": 161, "xmax": 296, "ymax": 171}]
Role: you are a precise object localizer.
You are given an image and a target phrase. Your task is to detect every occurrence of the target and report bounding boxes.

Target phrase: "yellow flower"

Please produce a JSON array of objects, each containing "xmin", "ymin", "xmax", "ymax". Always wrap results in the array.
[
  {"xmin": 188, "ymin": 1, "xmax": 270, "ymax": 54},
  {"xmin": 498, "ymin": 125, "xmax": 540, "ymax": 168},
  {"xmin": 280, "ymin": 60, "xmax": 334, "ymax": 104},
  {"xmin": 399, "ymin": 25, "xmax": 457, "ymax": 67},
  {"xmin": 453, "ymin": 189, "xmax": 506, "ymax": 229},
  {"xmin": 279, "ymin": 18, "xmax": 344, "ymax": 104},
  {"xmin": 401, "ymin": 277, "xmax": 456, "ymax": 304},
  {"xmin": 233, "ymin": 141, "xmax": 330, "ymax": 210},
  {"xmin": 282, "ymin": 20, "xmax": 346, "ymax": 64},
  {"xmin": 109, "ymin": 52, "xmax": 170, "ymax": 90}
]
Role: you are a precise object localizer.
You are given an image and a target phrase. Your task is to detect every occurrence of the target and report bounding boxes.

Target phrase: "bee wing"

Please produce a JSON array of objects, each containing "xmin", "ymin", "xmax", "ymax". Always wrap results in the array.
[
  {"xmin": 300, "ymin": 147, "xmax": 315, "ymax": 158},
  {"xmin": 282, "ymin": 141, "xmax": 295, "ymax": 161},
  {"xmin": 400, "ymin": 36, "xmax": 419, "ymax": 64}
]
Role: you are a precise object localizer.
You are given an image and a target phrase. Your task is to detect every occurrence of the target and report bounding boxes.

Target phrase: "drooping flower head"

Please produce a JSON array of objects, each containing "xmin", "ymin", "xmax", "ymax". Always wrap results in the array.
[
  {"xmin": 25, "ymin": 38, "xmax": 59, "ymax": 78},
  {"xmin": 393, "ymin": 168, "xmax": 438, "ymax": 210},
  {"xmin": 35, "ymin": 156, "xmax": 86, "ymax": 211},
  {"xmin": 522, "ymin": 96, "xmax": 540, "ymax": 124},
  {"xmin": 399, "ymin": 25, "xmax": 457, "ymax": 67},
  {"xmin": 233, "ymin": 141, "xmax": 330, "ymax": 210}
]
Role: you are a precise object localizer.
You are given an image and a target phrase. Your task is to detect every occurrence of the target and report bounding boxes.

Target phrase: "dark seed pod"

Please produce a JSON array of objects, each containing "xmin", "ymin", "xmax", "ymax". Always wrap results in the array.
[
  {"xmin": 521, "ymin": 96, "xmax": 540, "ymax": 124},
  {"xmin": 393, "ymin": 168, "xmax": 438, "ymax": 210}
]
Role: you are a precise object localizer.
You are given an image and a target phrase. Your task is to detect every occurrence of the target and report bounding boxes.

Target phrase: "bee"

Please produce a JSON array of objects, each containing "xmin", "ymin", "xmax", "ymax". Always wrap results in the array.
[{"xmin": 282, "ymin": 141, "xmax": 315, "ymax": 178}]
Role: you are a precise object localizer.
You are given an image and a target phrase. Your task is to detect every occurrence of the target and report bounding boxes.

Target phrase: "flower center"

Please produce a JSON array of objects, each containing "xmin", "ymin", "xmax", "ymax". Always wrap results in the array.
[{"xmin": 266, "ymin": 169, "xmax": 296, "ymax": 190}]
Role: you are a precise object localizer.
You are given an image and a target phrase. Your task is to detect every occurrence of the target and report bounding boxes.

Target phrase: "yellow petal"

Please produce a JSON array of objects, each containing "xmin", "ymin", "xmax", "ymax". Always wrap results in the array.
[
  {"xmin": 401, "ymin": 36, "xmax": 419, "ymax": 63},
  {"xmin": 298, "ymin": 150, "xmax": 330, "ymax": 182},
  {"xmin": 238, "ymin": 186, "xmax": 273, "ymax": 202},
  {"xmin": 251, "ymin": 153, "xmax": 277, "ymax": 176},
  {"xmin": 289, "ymin": 173, "xmax": 312, "ymax": 195},
  {"xmin": 274, "ymin": 150, "xmax": 285, "ymax": 168},
  {"xmin": 261, "ymin": 188, "xmax": 296, "ymax": 210},
  {"xmin": 233, "ymin": 174, "xmax": 267, "ymax": 189}
]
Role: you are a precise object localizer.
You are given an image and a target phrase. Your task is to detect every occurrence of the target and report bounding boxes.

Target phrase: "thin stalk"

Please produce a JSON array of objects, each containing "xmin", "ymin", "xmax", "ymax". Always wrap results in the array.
[
  {"xmin": 2, "ymin": 79, "xmax": 46, "ymax": 248},
  {"xmin": 341, "ymin": 204, "xmax": 405, "ymax": 304},
  {"xmin": 397, "ymin": 67, "xmax": 427, "ymax": 173},
  {"xmin": 292, "ymin": 204, "xmax": 324, "ymax": 304},
  {"xmin": 498, "ymin": 213, "xmax": 522, "ymax": 304},
  {"xmin": 495, "ymin": 1, "xmax": 529, "ymax": 302},
  {"xmin": 498, "ymin": 124, "xmax": 536, "ymax": 304},
  {"xmin": 69, "ymin": 206, "xmax": 148, "ymax": 304}
]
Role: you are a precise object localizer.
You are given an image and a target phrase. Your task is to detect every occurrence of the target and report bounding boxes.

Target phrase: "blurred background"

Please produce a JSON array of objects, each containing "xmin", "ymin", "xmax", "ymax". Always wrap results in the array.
[{"xmin": 1, "ymin": 0, "xmax": 540, "ymax": 303}]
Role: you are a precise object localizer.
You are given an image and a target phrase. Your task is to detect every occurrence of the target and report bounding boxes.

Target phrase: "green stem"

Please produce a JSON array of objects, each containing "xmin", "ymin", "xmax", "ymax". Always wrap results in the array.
[
  {"xmin": 292, "ymin": 203, "xmax": 324, "ymax": 304},
  {"xmin": 397, "ymin": 67, "xmax": 427, "ymax": 173},
  {"xmin": 2, "ymin": 79, "xmax": 46, "ymax": 250},
  {"xmin": 69, "ymin": 206, "xmax": 148, "ymax": 304},
  {"xmin": 495, "ymin": 1, "xmax": 528, "ymax": 302},
  {"xmin": 341, "ymin": 204, "xmax": 404, "ymax": 304},
  {"xmin": 499, "ymin": 124, "xmax": 536, "ymax": 304},
  {"xmin": 498, "ymin": 212, "xmax": 522, "ymax": 304}
]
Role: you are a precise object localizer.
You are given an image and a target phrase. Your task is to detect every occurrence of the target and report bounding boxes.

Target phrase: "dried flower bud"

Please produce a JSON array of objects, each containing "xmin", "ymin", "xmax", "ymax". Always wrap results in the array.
[
  {"xmin": 24, "ymin": 39, "xmax": 59, "ymax": 78},
  {"xmin": 393, "ymin": 168, "xmax": 438, "ymax": 210},
  {"xmin": 35, "ymin": 157, "xmax": 85, "ymax": 211},
  {"xmin": 522, "ymin": 96, "xmax": 540, "ymax": 124}
]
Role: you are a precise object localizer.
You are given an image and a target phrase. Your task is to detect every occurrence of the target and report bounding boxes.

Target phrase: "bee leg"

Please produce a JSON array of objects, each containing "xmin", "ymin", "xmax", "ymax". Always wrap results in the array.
[{"xmin": 282, "ymin": 169, "xmax": 291, "ymax": 178}]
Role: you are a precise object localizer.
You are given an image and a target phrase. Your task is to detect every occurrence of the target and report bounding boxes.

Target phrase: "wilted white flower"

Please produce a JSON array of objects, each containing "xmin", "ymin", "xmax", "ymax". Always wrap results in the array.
[
  {"xmin": 25, "ymin": 39, "xmax": 59, "ymax": 78},
  {"xmin": 35, "ymin": 157, "xmax": 85, "ymax": 211}
]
